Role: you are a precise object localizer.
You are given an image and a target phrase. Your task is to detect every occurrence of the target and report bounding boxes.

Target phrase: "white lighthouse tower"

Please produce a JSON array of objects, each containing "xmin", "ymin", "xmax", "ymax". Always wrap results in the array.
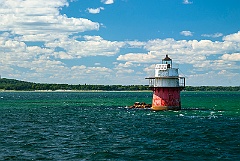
[{"xmin": 146, "ymin": 55, "xmax": 185, "ymax": 110}]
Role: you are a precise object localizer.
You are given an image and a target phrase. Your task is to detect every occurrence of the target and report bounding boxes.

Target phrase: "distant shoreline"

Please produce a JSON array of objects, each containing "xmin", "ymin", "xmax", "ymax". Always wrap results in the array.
[
  {"xmin": 0, "ymin": 89, "xmax": 152, "ymax": 92},
  {"xmin": 0, "ymin": 90, "xmax": 239, "ymax": 93},
  {"xmin": 1, "ymin": 78, "xmax": 239, "ymax": 92}
]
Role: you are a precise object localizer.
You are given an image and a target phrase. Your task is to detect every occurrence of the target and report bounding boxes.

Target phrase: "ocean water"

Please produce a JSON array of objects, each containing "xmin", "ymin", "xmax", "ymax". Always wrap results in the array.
[{"xmin": 0, "ymin": 91, "xmax": 239, "ymax": 160}]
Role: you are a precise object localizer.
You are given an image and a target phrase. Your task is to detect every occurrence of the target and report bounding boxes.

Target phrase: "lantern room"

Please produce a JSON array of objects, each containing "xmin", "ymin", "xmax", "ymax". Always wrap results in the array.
[{"xmin": 162, "ymin": 54, "xmax": 172, "ymax": 68}]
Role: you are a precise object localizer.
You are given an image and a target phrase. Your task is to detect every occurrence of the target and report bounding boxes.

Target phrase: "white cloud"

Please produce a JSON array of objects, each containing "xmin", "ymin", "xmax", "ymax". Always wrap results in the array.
[
  {"xmin": 183, "ymin": 0, "xmax": 193, "ymax": 4},
  {"xmin": 46, "ymin": 36, "xmax": 125, "ymax": 58},
  {"xmin": 223, "ymin": 31, "xmax": 240, "ymax": 42},
  {"xmin": 117, "ymin": 51, "xmax": 157, "ymax": 63},
  {"xmin": 101, "ymin": 0, "xmax": 114, "ymax": 5},
  {"xmin": 70, "ymin": 65, "xmax": 113, "ymax": 84},
  {"xmin": 201, "ymin": 33, "xmax": 223, "ymax": 38},
  {"xmin": 119, "ymin": 31, "xmax": 240, "ymax": 81},
  {"xmin": 2, "ymin": 28, "xmax": 239, "ymax": 85},
  {"xmin": 0, "ymin": 0, "xmax": 99, "ymax": 42},
  {"xmin": 116, "ymin": 69, "xmax": 134, "ymax": 74},
  {"xmin": 187, "ymin": 71, "xmax": 239, "ymax": 86},
  {"xmin": 180, "ymin": 31, "xmax": 193, "ymax": 36},
  {"xmin": 0, "ymin": 1, "xmax": 120, "ymax": 84},
  {"xmin": 143, "ymin": 38, "xmax": 239, "ymax": 59},
  {"xmin": 94, "ymin": 63, "xmax": 101, "ymax": 66},
  {"xmin": 126, "ymin": 40, "xmax": 146, "ymax": 48},
  {"xmin": 86, "ymin": 67, "xmax": 112, "ymax": 74},
  {"xmin": 87, "ymin": 7, "xmax": 104, "ymax": 14},
  {"xmin": 117, "ymin": 62, "xmax": 134, "ymax": 68},
  {"xmin": 143, "ymin": 64, "xmax": 155, "ymax": 76},
  {"xmin": 221, "ymin": 53, "xmax": 240, "ymax": 61},
  {"xmin": 0, "ymin": 0, "xmax": 239, "ymax": 87}
]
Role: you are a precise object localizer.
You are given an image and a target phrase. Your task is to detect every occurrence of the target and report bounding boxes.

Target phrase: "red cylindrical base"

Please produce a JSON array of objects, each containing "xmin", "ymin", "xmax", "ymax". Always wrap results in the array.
[{"xmin": 151, "ymin": 87, "xmax": 182, "ymax": 111}]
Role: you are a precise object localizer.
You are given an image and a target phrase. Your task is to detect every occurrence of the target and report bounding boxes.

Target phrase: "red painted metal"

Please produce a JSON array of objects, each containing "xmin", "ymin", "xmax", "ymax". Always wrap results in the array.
[{"xmin": 151, "ymin": 87, "xmax": 182, "ymax": 110}]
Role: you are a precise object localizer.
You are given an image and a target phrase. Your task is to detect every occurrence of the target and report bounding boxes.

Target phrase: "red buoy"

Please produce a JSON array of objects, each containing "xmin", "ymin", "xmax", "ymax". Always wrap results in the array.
[{"xmin": 146, "ymin": 55, "xmax": 185, "ymax": 110}]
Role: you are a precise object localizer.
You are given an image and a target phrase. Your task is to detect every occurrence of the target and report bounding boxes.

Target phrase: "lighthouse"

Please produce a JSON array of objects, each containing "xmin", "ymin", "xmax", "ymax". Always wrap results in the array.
[{"xmin": 146, "ymin": 55, "xmax": 185, "ymax": 110}]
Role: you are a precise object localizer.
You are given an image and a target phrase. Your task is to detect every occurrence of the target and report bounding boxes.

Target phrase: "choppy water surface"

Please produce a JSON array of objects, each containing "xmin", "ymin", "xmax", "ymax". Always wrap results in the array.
[{"xmin": 0, "ymin": 91, "xmax": 239, "ymax": 160}]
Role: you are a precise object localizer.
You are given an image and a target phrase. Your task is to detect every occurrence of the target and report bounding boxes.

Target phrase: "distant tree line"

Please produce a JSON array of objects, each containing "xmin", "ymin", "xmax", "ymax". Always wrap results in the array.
[
  {"xmin": 184, "ymin": 86, "xmax": 240, "ymax": 91},
  {"xmin": 0, "ymin": 78, "xmax": 149, "ymax": 91},
  {"xmin": 0, "ymin": 78, "xmax": 239, "ymax": 91}
]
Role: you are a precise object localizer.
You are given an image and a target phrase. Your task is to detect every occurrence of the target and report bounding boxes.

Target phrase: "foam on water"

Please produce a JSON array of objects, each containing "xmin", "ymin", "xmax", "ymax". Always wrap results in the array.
[{"xmin": 0, "ymin": 91, "xmax": 239, "ymax": 160}]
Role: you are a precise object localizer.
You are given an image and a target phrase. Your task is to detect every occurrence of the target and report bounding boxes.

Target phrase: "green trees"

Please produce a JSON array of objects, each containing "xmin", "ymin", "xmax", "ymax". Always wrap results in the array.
[
  {"xmin": 0, "ymin": 78, "xmax": 33, "ymax": 90},
  {"xmin": 0, "ymin": 78, "xmax": 239, "ymax": 91},
  {"xmin": 0, "ymin": 78, "xmax": 150, "ymax": 91},
  {"xmin": 184, "ymin": 86, "xmax": 240, "ymax": 91}
]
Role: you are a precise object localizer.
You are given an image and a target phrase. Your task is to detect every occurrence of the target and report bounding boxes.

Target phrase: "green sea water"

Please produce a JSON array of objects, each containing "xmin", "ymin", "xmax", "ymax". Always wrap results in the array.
[{"xmin": 0, "ymin": 91, "xmax": 239, "ymax": 160}]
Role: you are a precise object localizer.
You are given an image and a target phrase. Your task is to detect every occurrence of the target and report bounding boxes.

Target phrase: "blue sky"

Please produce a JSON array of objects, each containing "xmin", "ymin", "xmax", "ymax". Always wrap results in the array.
[{"xmin": 0, "ymin": 0, "xmax": 240, "ymax": 86}]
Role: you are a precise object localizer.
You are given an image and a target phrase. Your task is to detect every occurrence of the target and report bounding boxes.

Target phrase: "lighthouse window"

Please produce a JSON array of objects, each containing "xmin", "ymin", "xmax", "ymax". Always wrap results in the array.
[{"xmin": 157, "ymin": 64, "xmax": 167, "ymax": 70}]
